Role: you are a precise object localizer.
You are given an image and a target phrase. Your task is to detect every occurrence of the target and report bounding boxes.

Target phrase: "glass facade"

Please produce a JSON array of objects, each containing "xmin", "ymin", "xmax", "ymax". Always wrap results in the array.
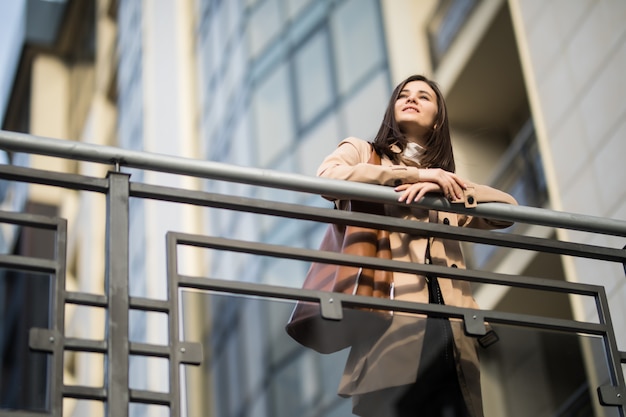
[{"xmin": 195, "ymin": 0, "xmax": 390, "ymax": 415}]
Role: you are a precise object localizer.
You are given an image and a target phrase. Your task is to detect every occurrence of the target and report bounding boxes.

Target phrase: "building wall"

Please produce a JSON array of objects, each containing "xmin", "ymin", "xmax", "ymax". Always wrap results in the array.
[{"xmin": 509, "ymin": 0, "xmax": 626, "ymax": 349}]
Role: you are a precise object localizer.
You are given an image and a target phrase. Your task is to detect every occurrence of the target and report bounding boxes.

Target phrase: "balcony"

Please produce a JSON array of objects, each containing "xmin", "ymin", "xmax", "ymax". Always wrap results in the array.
[{"xmin": 0, "ymin": 130, "xmax": 624, "ymax": 417}]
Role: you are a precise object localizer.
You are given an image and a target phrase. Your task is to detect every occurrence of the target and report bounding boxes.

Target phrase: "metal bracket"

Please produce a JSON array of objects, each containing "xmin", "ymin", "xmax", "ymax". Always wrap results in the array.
[
  {"xmin": 464, "ymin": 312, "xmax": 487, "ymax": 337},
  {"xmin": 175, "ymin": 342, "xmax": 203, "ymax": 366},
  {"xmin": 29, "ymin": 327, "xmax": 59, "ymax": 353},
  {"xmin": 597, "ymin": 385, "xmax": 626, "ymax": 407},
  {"xmin": 319, "ymin": 294, "xmax": 344, "ymax": 321}
]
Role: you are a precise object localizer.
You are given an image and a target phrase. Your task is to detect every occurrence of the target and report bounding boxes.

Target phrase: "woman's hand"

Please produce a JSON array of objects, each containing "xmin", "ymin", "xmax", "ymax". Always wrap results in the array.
[
  {"xmin": 395, "ymin": 169, "xmax": 468, "ymax": 203},
  {"xmin": 396, "ymin": 182, "xmax": 443, "ymax": 204},
  {"xmin": 416, "ymin": 168, "xmax": 467, "ymax": 200}
]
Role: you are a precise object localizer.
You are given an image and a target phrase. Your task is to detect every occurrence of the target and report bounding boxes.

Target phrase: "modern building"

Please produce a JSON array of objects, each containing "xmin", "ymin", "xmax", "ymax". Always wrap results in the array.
[{"xmin": 1, "ymin": 0, "xmax": 624, "ymax": 416}]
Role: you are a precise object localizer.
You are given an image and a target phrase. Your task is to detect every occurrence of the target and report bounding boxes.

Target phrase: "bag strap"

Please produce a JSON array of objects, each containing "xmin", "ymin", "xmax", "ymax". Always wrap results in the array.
[
  {"xmin": 347, "ymin": 144, "xmax": 384, "ymax": 215},
  {"xmin": 367, "ymin": 143, "xmax": 381, "ymax": 165}
]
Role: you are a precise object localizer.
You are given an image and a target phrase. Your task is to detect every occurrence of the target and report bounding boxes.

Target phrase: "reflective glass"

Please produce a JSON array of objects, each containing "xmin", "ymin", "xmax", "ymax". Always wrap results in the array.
[
  {"xmin": 210, "ymin": 4, "xmax": 227, "ymax": 72},
  {"xmin": 284, "ymin": 0, "xmax": 313, "ymax": 20},
  {"xmin": 341, "ymin": 71, "xmax": 390, "ymax": 140},
  {"xmin": 294, "ymin": 29, "xmax": 333, "ymax": 126},
  {"xmin": 0, "ymin": 270, "xmax": 52, "ymax": 412},
  {"xmin": 296, "ymin": 114, "xmax": 341, "ymax": 177},
  {"xmin": 330, "ymin": 0, "xmax": 385, "ymax": 95},
  {"xmin": 248, "ymin": 0, "xmax": 282, "ymax": 58},
  {"xmin": 252, "ymin": 62, "xmax": 295, "ymax": 167}
]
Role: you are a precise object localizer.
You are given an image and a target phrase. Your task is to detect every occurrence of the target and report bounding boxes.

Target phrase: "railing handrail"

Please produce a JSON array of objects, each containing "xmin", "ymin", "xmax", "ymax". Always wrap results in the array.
[
  {"xmin": 1, "ymin": 133, "xmax": 625, "ymax": 414},
  {"xmin": 1, "ymin": 129, "xmax": 625, "ymax": 237}
]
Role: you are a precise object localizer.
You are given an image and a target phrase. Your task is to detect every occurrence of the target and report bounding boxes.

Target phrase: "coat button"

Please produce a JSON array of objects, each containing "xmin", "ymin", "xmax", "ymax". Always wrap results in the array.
[
  {"xmin": 467, "ymin": 196, "xmax": 475, "ymax": 204},
  {"xmin": 443, "ymin": 218, "xmax": 450, "ymax": 225},
  {"xmin": 394, "ymin": 179, "xmax": 402, "ymax": 186}
]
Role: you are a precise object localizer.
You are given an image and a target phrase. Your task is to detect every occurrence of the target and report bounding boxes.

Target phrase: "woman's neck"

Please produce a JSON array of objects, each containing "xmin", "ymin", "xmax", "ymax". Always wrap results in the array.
[{"xmin": 405, "ymin": 133, "xmax": 427, "ymax": 148}]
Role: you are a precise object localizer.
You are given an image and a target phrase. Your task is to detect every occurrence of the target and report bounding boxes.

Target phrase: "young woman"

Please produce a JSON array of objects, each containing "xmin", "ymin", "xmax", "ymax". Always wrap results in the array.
[{"xmin": 317, "ymin": 75, "xmax": 517, "ymax": 417}]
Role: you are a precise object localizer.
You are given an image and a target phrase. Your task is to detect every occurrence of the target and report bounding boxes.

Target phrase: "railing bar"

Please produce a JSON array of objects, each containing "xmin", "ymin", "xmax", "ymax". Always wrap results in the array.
[
  {"xmin": 133, "ymin": 183, "xmax": 625, "ymax": 263},
  {"xmin": 65, "ymin": 338, "xmax": 107, "ymax": 353},
  {"xmin": 0, "ymin": 209, "xmax": 62, "ymax": 229},
  {"xmin": 178, "ymin": 274, "xmax": 608, "ymax": 336},
  {"xmin": 166, "ymin": 226, "xmax": 183, "ymax": 416},
  {"xmin": 65, "ymin": 291, "xmax": 108, "ymax": 307},
  {"xmin": 51, "ymin": 218, "xmax": 68, "ymax": 416},
  {"xmin": 130, "ymin": 342, "xmax": 170, "ymax": 358},
  {"xmin": 0, "ymin": 254, "xmax": 57, "ymax": 273},
  {"xmin": 2, "ymin": 130, "xmax": 625, "ymax": 236},
  {"xmin": 129, "ymin": 296, "xmax": 170, "ymax": 313},
  {"xmin": 595, "ymin": 289, "xmax": 626, "ymax": 388},
  {"xmin": 170, "ymin": 232, "xmax": 602, "ymax": 296},
  {"xmin": 129, "ymin": 389, "xmax": 171, "ymax": 406},
  {"xmin": 104, "ymin": 172, "xmax": 131, "ymax": 417},
  {"xmin": 0, "ymin": 411, "xmax": 51, "ymax": 417},
  {"xmin": 0, "ymin": 164, "xmax": 109, "ymax": 193},
  {"xmin": 63, "ymin": 385, "xmax": 107, "ymax": 401}
]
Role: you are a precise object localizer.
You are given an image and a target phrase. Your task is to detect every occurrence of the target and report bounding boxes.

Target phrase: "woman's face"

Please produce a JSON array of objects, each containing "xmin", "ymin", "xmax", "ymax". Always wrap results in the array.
[{"xmin": 394, "ymin": 80, "xmax": 439, "ymax": 139}]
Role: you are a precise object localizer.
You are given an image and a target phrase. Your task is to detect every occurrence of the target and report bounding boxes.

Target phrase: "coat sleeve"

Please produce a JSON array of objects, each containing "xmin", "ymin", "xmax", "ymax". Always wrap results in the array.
[
  {"xmin": 455, "ymin": 183, "xmax": 518, "ymax": 229},
  {"xmin": 317, "ymin": 137, "xmax": 421, "ymax": 187}
]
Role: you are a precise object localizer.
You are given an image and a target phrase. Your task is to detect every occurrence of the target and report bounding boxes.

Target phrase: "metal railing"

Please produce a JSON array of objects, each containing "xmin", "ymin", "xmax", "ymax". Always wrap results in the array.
[{"xmin": 0, "ymin": 130, "xmax": 625, "ymax": 416}]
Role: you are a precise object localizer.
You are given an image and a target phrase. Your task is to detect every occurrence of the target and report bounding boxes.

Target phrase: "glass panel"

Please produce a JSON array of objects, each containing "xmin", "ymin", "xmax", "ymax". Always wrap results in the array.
[
  {"xmin": 248, "ymin": 0, "xmax": 282, "ymax": 58},
  {"xmin": 341, "ymin": 71, "xmax": 390, "ymax": 140},
  {"xmin": 252, "ymin": 62, "xmax": 295, "ymax": 167},
  {"xmin": 294, "ymin": 29, "xmax": 333, "ymax": 126},
  {"xmin": 284, "ymin": 0, "xmax": 313, "ymax": 20},
  {"xmin": 296, "ymin": 114, "xmax": 341, "ymax": 177},
  {"xmin": 0, "ymin": 269, "xmax": 51, "ymax": 412},
  {"xmin": 330, "ymin": 0, "xmax": 384, "ymax": 95},
  {"xmin": 181, "ymin": 291, "xmax": 623, "ymax": 417}
]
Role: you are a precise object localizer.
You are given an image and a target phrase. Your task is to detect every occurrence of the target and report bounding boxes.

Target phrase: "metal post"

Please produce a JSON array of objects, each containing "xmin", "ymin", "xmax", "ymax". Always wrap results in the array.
[{"xmin": 105, "ymin": 171, "xmax": 131, "ymax": 417}]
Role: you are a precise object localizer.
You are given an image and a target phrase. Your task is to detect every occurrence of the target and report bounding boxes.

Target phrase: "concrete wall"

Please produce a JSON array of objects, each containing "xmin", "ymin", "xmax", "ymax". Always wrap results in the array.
[{"xmin": 509, "ymin": 0, "xmax": 626, "ymax": 346}]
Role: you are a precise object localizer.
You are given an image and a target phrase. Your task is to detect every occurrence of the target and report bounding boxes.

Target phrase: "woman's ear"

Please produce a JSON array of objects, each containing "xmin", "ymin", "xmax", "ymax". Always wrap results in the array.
[{"xmin": 433, "ymin": 123, "xmax": 438, "ymax": 130}]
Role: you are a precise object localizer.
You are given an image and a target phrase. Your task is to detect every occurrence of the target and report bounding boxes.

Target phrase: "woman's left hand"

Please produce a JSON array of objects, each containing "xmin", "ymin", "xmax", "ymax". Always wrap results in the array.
[{"xmin": 395, "ymin": 182, "xmax": 449, "ymax": 204}]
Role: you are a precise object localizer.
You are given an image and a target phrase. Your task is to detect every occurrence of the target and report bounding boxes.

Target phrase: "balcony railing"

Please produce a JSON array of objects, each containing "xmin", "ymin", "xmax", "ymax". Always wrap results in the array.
[{"xmin": 0, "ymin": 130, "xmax": 625, "ymax": 417}]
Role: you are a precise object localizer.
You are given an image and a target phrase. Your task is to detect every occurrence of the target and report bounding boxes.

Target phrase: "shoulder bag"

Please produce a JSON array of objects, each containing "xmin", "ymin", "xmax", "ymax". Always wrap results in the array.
[{"xmin": 285, "ymin": 147, "xmax": 393, "ymax": 354}]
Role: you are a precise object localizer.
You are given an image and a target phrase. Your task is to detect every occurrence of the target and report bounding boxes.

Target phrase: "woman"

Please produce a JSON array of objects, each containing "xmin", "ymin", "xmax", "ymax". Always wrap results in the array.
[{"xmin": 317, "ymin": 75, "xmax": 517, "ymax": 417}]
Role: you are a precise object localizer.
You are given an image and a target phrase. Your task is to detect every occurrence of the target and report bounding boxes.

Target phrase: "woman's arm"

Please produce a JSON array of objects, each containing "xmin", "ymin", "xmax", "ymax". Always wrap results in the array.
[
  {"xmin": 456, "ymin": 183, "xmax": 518, "ymax": 229},
  {"xmin": 319, "ymin": 138, "xmax": 466, "ymax": 199},
  {"xmin": 318, "ymin": 137, "xmax": 516, "ymax": 228},
  {"xmin": 317, "ymin": 137, "xmax": 422, "ymax": 186}
]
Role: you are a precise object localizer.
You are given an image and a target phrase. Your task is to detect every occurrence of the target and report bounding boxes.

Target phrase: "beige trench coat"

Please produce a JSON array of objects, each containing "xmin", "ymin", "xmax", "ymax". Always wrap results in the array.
[{"xmin": 317, "ymin": 137, "xmax": 518, "ymax": 417}]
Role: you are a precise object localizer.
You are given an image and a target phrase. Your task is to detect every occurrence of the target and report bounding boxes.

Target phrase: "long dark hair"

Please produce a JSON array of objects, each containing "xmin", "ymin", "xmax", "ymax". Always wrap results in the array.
[{"xmin": 371, "ymin": 74, "xmax": 455, "ymax": 172}]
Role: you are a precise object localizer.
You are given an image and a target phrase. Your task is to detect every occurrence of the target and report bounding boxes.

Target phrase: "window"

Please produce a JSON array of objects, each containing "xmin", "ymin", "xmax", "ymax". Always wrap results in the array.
[
  {"xmin": 330, "ymin": 0, "xmax": 385, "ymax": 95},
  {"xmin": 294, "ymin": 29, "xmax": 333, "ymax": 126},
  {"xmin": 252, "ymin": 63, "xmax": 295, "ymax": 167}
]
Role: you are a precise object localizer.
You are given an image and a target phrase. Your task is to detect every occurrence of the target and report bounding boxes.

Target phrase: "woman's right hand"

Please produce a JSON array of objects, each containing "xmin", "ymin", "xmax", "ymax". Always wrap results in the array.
[
  {"xmin": 396, "ymin": 182, "xmax": 442, "ymax": 203},
  {"xmin": 416, "ymin": 168, "xmax": 467, "ymax": 200}
]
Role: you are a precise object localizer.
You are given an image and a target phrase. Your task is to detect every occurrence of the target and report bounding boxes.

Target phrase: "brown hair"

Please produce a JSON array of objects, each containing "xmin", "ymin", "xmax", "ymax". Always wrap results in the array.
[{"xmin": 371, "ymin": 74, "xmax": 455, "ymax": 172}]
